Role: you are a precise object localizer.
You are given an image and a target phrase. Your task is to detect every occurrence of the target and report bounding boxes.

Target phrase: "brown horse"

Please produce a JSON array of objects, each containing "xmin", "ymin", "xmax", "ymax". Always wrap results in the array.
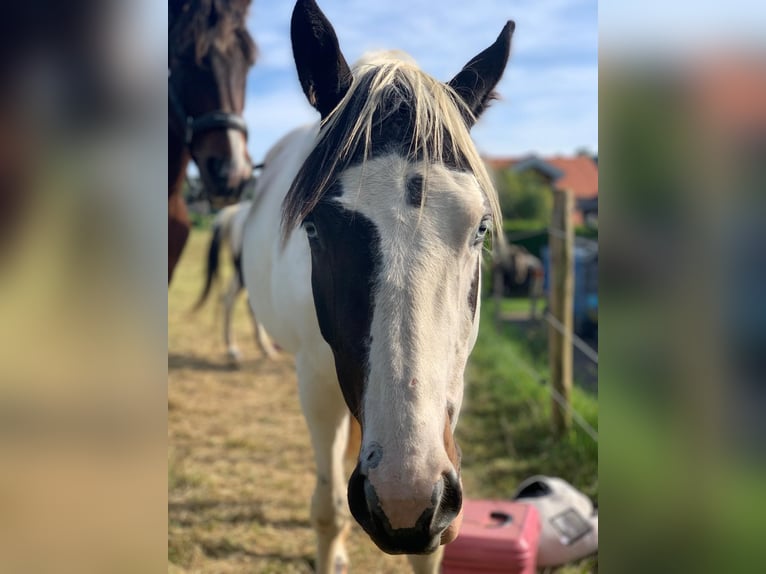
[{"xmin": 168, "ymin": 0, "xmax": 256, "ymax": 282}]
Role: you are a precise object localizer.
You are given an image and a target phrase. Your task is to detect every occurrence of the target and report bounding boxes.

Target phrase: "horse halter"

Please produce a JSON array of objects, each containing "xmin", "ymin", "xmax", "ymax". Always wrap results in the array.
[{"xmin": 168, "ymin": 72, "xmax": 249, "ymax": 147}]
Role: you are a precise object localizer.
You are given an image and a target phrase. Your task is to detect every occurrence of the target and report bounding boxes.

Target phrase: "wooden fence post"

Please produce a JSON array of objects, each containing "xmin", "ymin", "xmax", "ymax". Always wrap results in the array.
[
  {"xmin": 548, "ymin": 188, "xmax": 574, "ymax": 437},
  {"xmin": 492, "ymin": 243, "xmax": 503, "ymax": 328}
]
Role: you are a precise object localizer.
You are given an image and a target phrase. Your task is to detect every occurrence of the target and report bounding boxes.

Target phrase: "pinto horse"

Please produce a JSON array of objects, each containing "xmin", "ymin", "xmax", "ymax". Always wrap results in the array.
[
  {"xmin": 168, "ymin": 0, "xmax": 256, "ymax": 282},
  {"xmin": 242, "ymin": 1, "xmax": 513, "ymax": 571},
  {"xmin": 194, "ymin": 200, "xmax": 279, "ymax": 362}
]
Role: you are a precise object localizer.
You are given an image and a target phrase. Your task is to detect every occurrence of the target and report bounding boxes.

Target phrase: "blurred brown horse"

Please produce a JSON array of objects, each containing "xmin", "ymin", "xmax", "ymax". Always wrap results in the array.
[{"xmin": 168, "ymin": 0, "xmax": 256, "ymax": 282}]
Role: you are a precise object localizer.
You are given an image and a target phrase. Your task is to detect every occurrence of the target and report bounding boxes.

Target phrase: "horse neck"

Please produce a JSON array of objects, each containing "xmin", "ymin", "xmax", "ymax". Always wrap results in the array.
[{"xmin": 168, "ymin": 122, "xmax": 190, "ymax": 199}]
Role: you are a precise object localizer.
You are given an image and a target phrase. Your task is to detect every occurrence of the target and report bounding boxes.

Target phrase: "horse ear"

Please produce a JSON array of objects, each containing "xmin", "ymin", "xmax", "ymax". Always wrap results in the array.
[
  {"xmin": 448, "ymin": 21, "xmax": 515, "ymax": 127},
  {"xmin": 291, "ymin": 0, "xmax": 352, "ymax": 119}
]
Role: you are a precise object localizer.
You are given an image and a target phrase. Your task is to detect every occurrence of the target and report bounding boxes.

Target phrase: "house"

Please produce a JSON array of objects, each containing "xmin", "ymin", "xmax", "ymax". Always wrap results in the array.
[{"xmin": 485, "ymin": 153, "xmax": 598, "ymax": 225}]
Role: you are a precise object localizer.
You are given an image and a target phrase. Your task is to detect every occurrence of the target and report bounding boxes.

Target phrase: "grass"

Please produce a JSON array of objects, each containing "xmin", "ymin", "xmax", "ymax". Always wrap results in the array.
[
  {"xmin": 189, "ymin": 211, "xmax": 216, "ymax": 230},
  {"xmin": 489, "ymin": 295, "xmax": 597, "ymax": 393},
  {"xmin": 458, "ymin": 302, "xmax": 598, "ymax": 573},
  {"xmin": 461, "ymin": 303, "xmax": 598, "ymax": 499},
  {"xmin": 169, "ymin": 230, "xmax": 598, "ymax": 572},
  {"xmin": 168, "ymin": 449, "xmax": 205, "ymax": 491},
  {"xmin": 496, "ymin": 296, "xmax": 539, "ymax": 317}
]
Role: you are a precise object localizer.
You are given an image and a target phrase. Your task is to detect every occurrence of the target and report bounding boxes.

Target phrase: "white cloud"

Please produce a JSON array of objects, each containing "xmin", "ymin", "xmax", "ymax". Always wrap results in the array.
[{"xmin": 242, "ymin": 0, "xmax": 597, "ymax": 159}]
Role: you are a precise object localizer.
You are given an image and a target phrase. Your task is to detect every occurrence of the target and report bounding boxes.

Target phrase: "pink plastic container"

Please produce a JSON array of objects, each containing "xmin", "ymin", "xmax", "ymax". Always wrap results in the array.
[{"xmin": 442, "ymin": 500, "xmax": 540, "ymax": 573}]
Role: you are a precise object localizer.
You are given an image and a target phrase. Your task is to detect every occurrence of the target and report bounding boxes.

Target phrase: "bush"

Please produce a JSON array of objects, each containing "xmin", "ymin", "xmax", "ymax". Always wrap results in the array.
[
  {"xmin": 500, "ymin": 221, "xmax": 598, "ymax": 259},
  {"xmin": 575, "ymin": 224, "xmax": 598, "ymax": 240},
  {"xmin": 503, "ymin": 220, "xmax": 549, "ymax": 258},
  {"xmin": 495, "ymin": 170, "xmax": 552, "ymax": 223}
]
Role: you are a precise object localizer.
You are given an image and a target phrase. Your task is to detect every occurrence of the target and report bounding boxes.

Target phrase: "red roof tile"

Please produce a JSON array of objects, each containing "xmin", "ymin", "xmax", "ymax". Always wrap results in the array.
[
  {"xmin": 545, "ymin": 156, "xmax": 598, "ymax": 199},
  {"xmin": 484, "ymin": 157, "xmax": 520, "ymax": 171},
  {"xmin": 484, "ymin": 155, "xmax": 598, "ymax": 199}
]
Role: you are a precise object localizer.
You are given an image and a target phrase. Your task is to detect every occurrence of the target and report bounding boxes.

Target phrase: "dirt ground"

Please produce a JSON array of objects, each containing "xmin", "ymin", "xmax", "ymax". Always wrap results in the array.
[{"xmin": 168, "ymin": 231, "xmax": 411, "ymax": 573}]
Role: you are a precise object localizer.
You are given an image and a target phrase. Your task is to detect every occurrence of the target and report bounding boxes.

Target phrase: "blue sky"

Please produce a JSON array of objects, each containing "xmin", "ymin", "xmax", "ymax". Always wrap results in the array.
[
  {"xmin": 243, "ymin": 0, "xmax": 597, "ymax": 162},
  {"xmin": 600, "ymin": 0, "xmax": 766, "ymax": 50}
]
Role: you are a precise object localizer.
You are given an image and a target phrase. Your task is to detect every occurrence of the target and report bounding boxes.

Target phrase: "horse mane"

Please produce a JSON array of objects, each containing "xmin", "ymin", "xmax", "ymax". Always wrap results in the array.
[
  {"xmin": 169, "ymin": 0, "xmax": 256, "ymax": 66},
  {"xmin": 281, "ymin": 51, "xmax": 502, "ymax": 244}
]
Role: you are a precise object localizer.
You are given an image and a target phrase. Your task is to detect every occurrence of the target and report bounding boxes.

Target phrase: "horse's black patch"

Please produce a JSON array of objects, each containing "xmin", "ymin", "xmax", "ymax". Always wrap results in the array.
[
  {"xmin": 406, "ymin": 174, "xmax": 423, "ymax": 207},
  {"xmin": 307, "ymin": 198, "xmax": 381, "ymax": 419},
  {"xmin": 232, "ymin": 251, "xmax": 244, "ymax": 288},
  {"xmin": 282, "ymin": 70, "xmax": 473, "ymax": 236}
]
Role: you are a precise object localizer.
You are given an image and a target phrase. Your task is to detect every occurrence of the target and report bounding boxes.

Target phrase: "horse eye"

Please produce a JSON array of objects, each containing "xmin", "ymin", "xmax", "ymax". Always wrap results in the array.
[
  {"xmin": 304, "ymin": 221, "xmax": 318, "ymax": 239},
  {"xmin": 475, "ymin": 218, "xmax": 491, "ymax": 243}
]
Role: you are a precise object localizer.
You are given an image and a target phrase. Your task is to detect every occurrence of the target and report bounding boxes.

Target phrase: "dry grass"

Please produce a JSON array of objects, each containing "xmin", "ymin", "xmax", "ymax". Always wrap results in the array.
[{"xmin": 168, "ymin": 230, "xmax": 410, "ymax": 573}]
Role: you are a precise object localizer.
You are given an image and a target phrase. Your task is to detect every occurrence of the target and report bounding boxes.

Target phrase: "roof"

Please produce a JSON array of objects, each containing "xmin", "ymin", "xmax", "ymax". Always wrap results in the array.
[
  {"xmin": 694, "ymin": 57, "xmax": 766, "ymax": 138},
  {"xmin": 512, "ymin": 156, "xmax": 565, "ymax": 180},
  {"xmin": 545, "ymin": 156, "xmax": 598, "ymax": 199},
  {"xmin": 484, "ymin": 157, "xmax": 520, "ymax": 171},
  {"xmin": 484, "ymin": 154, "xmax": 598, "ymax": 200}
]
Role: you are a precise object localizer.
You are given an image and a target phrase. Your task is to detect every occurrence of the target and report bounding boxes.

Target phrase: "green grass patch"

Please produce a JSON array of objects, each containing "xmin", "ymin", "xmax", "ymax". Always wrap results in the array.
[
  {"xmin": 459, "ymin": 302, "xmax": 598, "ymax": 571},
  {"xmin": 496, "ymin": 297, "xmax": 537, "ymax": 317},
  {"xmin": 189, "ymin": 211, "xmax": 215, "ymax": 230},
  {"xmin": 460, "ymin": 302, "xmax": 598, "ymax": 501}
]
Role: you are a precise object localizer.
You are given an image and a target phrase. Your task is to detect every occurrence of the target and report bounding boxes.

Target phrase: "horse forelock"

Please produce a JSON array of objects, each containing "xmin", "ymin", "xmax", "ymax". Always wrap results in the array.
[
  {"xmin": 169, "ymin": 0, "xmax": 256, "ymax": 66},
  {"xmin": 280, "ymin": 51, "xmax": 501, "ymax": 245}
]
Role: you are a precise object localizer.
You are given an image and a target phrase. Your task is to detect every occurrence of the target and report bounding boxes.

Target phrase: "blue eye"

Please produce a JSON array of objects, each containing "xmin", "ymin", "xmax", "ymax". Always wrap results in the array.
[
  {"xmin": 475, "ymin": 218, "xmax": 491, "ymax": 243},
  {"xmin": 304, "ymin": 221, "xmax": 318, "ymax": 239}
]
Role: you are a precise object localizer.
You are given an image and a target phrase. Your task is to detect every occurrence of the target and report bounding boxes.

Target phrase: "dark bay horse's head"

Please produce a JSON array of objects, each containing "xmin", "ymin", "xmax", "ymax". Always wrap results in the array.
[
  {"xmin": 285, "ymin": 0, "xmax": 513, "ymax": 556},
  {"xmin": 169, "ymin": 0, "xmax": 255, "ymax": 208}
]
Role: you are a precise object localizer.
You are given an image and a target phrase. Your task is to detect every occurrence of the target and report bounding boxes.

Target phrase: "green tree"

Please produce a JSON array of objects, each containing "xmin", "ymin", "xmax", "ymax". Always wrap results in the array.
[{"xmin": 494, "ymin": 169, "xmax": 552, "ymax": 223}]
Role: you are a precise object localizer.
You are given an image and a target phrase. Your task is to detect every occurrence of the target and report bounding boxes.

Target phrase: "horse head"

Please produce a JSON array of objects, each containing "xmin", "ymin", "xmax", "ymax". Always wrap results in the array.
[{"xmin": 169, "ymin": 0, "xmax": 256, "ymax": 208}]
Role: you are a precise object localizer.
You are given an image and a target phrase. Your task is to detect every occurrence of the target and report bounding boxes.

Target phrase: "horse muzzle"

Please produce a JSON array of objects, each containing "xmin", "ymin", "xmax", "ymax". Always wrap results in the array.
[
  {"xmin": 347, "ymin": 463, "xmax": 463, "ymax": 555},
  {"xmin": 202, "ymin": 159, "xmax": 251, "ymax": 209}
]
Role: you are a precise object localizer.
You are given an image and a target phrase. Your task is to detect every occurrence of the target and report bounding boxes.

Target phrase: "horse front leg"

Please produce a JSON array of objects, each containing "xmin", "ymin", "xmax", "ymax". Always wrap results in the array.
[
  {"xmin": 407, "ymin": 547, "xmax": 444, "ymax": 574},
  {"xmin": 222, "ymin": 273, "xmax": 242, "ymax": 362},
  {"xmin": 250, "ymin": 309, "xmax": 280, "ymax": 360},
  {"xmin": 297, "ymin": 356, "xmax": 352, "ymax": 574},
  {"xmin": 168, "ymin": 193, "xmax": 190, "ymax": 284}
]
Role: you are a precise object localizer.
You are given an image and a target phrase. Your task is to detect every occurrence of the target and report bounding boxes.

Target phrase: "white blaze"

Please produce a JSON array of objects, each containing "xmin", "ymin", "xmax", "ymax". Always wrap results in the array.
[{"xmin": 335, "ymin": 154, "xmax": 485, "ymax": 529}]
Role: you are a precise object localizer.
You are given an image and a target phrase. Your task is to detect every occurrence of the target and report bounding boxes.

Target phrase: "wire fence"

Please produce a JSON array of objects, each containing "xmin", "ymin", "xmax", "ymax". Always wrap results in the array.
[
  {"xmin": 504, "ymin": 228, "xmax": 551, "ymax": 242},
  {"xmin": 506, "ymin": 223, "xmax": 600, "ymax": 365},
  {"xmin": 495, "ymin": 219, "xmax": 599, "ymax": 443},
  {"xmin": 500, "ymin": 330, "xmax": 599, "ymax": 443},
  {"xmin": 505, "ymin": 226, "xmax": 596, "ymax": 243},
  {"xmin": 544, "ymin": 312, "xmax": 599, "ymax": 365}
]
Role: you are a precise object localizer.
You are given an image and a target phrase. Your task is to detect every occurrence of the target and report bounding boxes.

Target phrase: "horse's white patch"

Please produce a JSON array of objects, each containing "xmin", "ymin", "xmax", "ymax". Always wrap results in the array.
[
  {"xmin": 335, "ymin": 154, "xmax": 486, "ymax": 528},
  {"xmin": 226, "ymin": 129, "xmax": 252, "ymax": 184}
]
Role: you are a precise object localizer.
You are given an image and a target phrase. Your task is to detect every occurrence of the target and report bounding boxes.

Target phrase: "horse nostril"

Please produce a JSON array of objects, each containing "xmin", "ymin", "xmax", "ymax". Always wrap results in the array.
[
  {"xmin": 431, "ymin": 470, "xmax": 462, "ymax": 535},
  {"xmin": 359, "ymin": 442, "xmax": 383, "ymax": 474},
  {"xmin": 442, "ymin": 470, "xmax": 462, "ymax": 512},
  {"xmin": 347, "ymin": 461, "xmax": 461, "ymax": 555}
]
